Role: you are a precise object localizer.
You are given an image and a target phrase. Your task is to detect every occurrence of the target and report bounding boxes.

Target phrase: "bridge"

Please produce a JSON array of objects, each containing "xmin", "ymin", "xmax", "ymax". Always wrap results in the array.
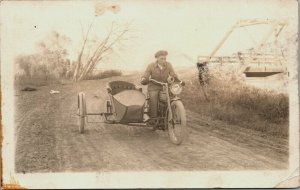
[{"xmin": 198, "ymin": 19, "xmax": 288, "ymax": 77}]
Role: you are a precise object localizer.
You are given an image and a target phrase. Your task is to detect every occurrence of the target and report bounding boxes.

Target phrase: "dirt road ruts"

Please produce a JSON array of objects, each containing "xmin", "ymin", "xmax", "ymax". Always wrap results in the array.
[{"xmin": 15, "ymin": 75, "xmax": 288, "ymax": 172}]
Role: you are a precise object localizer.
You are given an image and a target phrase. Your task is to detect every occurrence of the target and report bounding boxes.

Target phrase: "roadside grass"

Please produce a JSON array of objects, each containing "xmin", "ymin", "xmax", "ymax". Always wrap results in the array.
[
  {"xmin": 83, "ymin": 70, "xmax": 122, "ymax": 80},
  {"xmin": 182, "ymin": 70, "xmax": 289, "ymax": 138},
  {"xmin": 14, "ymin": 70, "xmax": 123, "ymax": 87},
  {"xmin": 14, "ymin": 74, "xmax": 62, "ymax": 87}
]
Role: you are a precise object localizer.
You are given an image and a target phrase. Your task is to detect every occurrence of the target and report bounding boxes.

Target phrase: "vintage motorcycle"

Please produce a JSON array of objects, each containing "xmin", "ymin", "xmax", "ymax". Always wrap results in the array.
[
  {"xmin": 144, "ymin": 77, "xmax": 187, "ymax": 144},
  {"xmin": 77, "ymin": 77, "xmax": 187, "ymax": 145}
]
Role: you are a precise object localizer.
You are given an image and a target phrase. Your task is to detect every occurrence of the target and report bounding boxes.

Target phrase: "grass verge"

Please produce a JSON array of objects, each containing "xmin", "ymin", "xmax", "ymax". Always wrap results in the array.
[{"xmin": 182, "ymin": 73, "xmax": 288, "ymax": 138}]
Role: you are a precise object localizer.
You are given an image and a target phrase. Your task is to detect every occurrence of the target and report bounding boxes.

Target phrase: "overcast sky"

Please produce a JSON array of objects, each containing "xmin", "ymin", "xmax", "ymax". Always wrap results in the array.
[{"xmin": 1, "ymin": 0, "xmax": 297, "ymax": 71}]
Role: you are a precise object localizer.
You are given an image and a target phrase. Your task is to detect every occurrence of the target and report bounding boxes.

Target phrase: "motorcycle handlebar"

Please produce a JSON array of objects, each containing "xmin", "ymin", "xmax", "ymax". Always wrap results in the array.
[{"xmin": 149, "ymin": 78, "xmax": 184, "ymax": 86}]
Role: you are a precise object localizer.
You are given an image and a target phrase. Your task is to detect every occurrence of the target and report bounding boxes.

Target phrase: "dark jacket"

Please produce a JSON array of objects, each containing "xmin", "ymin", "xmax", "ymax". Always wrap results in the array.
[{"xmin": 142, "ymin": 61, "xmax": 178, "ymax": 91}]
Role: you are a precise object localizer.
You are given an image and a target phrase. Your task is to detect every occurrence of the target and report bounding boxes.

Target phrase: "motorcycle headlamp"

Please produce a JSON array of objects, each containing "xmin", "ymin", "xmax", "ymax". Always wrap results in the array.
[{"xmin": 170, "ymin": 83, "xmax": 182, "ymax": 95}]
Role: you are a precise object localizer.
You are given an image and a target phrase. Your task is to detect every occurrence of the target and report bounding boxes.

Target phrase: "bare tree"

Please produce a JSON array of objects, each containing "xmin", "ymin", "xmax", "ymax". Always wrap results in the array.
[{"xmin": 72, "ymin": 21, "xmax": 130, "ymax": 81}]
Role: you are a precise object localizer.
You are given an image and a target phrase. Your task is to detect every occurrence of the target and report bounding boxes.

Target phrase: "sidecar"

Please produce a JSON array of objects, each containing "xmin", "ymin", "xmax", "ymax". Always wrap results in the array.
[
  {"xmin": 106, "ymin": 81, "xmax": 146, "ymax": 123},
  {"xmin": 77, "ymin": 81, "xmax": 146, "ymax": 133}
]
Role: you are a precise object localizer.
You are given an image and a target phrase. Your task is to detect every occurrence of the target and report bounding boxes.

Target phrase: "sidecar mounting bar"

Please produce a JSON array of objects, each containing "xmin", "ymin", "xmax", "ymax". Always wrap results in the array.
[
  {"xmin": 85, "ymin": 112, "xmax": 114, "ymax": 124},
  {"xmin": 86, "ymin": 112, "xmax": 113, "ymax": 116}
]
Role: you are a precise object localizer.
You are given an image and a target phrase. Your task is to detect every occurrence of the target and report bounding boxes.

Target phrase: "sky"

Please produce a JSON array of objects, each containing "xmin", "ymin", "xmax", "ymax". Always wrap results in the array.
[{"xmin": 1, "ymin": 0, "xmax": 298, "ymax": 71}]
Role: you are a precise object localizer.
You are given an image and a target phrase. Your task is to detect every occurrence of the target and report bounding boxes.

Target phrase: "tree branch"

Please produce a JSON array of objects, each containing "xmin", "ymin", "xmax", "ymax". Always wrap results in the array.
[
  {"xmin": 77, "ymin": 23, "xmax": 115, "ymax": 80},
  {"xmin": 76, "ymin": 22, "xmax": 130, "ymax": 81},
  {"xmin": 73, "ymin": 19, "xmax": 95, "ymax": 81}
]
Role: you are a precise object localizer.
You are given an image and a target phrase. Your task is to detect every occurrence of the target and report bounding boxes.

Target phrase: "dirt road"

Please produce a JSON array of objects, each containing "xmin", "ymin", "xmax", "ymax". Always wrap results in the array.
[{"xmin": 14, "ymin": 75, "xmax": 288, "ymax": 173}]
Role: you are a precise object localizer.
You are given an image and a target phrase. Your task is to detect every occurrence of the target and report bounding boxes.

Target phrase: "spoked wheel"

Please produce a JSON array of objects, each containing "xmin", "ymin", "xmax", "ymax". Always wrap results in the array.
[
  {"xmin": 167, "ymin": 101, "xmax": 187, "ymax": 145},
  {"xmin": 78, "ymin": 92, "xmax": 87, "ymax": 133}
]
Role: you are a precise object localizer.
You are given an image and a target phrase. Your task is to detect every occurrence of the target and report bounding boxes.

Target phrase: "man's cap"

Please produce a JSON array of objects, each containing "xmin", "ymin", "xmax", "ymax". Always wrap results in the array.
[{"xmin": 155, "ymin": 50, "xmax": 168, "ymax": 58}]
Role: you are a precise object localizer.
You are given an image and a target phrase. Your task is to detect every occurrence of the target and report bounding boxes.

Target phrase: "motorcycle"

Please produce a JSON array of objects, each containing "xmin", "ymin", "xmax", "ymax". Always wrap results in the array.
[{"xmin": 144, "ymin": 77, "xmax": 187, "ymax": 145}]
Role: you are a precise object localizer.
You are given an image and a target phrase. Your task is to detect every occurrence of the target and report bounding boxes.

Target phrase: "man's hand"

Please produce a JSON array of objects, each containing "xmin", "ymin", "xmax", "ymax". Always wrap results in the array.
[{"xmin": 141, "ymin": 77, "xmax": 148, "ymax": 85}]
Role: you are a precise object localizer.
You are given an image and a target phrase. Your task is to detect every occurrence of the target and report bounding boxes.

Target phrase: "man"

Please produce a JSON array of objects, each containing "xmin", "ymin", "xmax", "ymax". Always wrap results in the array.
[{"xmin": 141, "ymin": 50, "xmax": 182, "ymax": 119}]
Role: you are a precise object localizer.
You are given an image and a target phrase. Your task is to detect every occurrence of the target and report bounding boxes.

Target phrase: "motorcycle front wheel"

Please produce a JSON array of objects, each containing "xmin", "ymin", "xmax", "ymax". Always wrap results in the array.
[{"xmin": 167, "ymin": 101, "xmax": 187, "ymax": 145}]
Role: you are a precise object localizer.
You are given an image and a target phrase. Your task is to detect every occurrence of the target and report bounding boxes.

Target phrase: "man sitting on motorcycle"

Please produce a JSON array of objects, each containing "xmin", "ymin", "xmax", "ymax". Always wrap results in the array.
[{"xmin": 141, "ymin": 50, "xmax": 183, "ymax": 122}]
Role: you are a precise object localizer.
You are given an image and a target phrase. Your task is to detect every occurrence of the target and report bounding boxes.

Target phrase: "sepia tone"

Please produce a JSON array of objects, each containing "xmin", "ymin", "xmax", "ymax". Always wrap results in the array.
[{"xmin": 1, "ymin": 0, "xmax": 298, "ymax": 188}]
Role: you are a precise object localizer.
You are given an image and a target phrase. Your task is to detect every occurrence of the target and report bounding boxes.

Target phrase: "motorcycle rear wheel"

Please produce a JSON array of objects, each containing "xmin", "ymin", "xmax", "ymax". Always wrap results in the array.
[{"xmin": 167, "ymin": 101, "xmax": 187, "ymax": 145}]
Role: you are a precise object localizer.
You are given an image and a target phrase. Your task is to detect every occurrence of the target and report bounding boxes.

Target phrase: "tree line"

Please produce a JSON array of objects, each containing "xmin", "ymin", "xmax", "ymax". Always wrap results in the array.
[{"xmin": 15, "ymin": 22, "xmax": 130, "ymax": 83}]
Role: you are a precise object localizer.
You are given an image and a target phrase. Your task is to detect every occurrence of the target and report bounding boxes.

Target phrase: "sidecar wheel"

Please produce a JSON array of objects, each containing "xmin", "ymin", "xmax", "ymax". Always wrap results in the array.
[
  {"xmin": 167, "ymin": 101, "xmax": 187, "ymax": 145},
  {"xmin": 78, "ymin": 92, "xmax": 87, "ymax": 134}
]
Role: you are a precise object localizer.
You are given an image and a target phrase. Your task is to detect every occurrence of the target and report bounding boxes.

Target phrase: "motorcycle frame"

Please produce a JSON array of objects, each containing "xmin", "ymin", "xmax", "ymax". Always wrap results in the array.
[{"xmin": 143, "ymin": 84, "xmax": 182, "ymax": 129}]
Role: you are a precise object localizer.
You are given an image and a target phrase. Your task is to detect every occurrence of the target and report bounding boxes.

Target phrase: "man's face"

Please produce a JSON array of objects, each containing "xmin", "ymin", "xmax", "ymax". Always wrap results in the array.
[{"xmin": 157, "ymin": 55, "xmax": 167, "ymax": 64}]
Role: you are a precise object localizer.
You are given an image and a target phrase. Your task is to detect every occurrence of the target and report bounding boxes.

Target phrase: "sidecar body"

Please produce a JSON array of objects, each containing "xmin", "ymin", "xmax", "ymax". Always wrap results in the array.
[{"xmin": 106, "ymin": 81, "xmax": 146, "ymax": 123}]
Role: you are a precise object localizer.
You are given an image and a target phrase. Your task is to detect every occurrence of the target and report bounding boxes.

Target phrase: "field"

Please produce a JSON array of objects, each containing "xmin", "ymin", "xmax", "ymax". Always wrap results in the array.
[
  {"xmin": 14, "ymin": 68, "xmax": 289, "ymax": 172},
  {"xmin": 180, "ymin": 67, "xmax": 289, "ymax": 138}
]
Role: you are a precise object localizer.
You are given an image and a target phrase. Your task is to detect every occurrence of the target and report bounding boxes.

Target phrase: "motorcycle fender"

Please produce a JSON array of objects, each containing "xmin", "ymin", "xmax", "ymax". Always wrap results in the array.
[
  {"xmin": 168, "ymin": 109, "xmax": 173, "ymax": 122},
  {"xmin": 168, "ymin": 99, "xmax": 181, "ymax": 122}
]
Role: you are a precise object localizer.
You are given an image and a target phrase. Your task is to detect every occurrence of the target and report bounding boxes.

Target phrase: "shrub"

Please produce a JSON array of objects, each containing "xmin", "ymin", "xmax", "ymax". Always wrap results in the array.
[
  {"xmin": 83, "ymin": 70, "xmax": 122, "ymax": 80},
  {"xmin": 14, "ymin": 31, "xmax": 72, "ymax": 86}
]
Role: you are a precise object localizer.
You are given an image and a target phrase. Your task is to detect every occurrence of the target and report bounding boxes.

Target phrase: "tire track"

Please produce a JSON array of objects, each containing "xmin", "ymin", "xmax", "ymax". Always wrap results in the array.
[{"xmin": 15, "ymin": 75, "xmax": 289, "ymax": 172}]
